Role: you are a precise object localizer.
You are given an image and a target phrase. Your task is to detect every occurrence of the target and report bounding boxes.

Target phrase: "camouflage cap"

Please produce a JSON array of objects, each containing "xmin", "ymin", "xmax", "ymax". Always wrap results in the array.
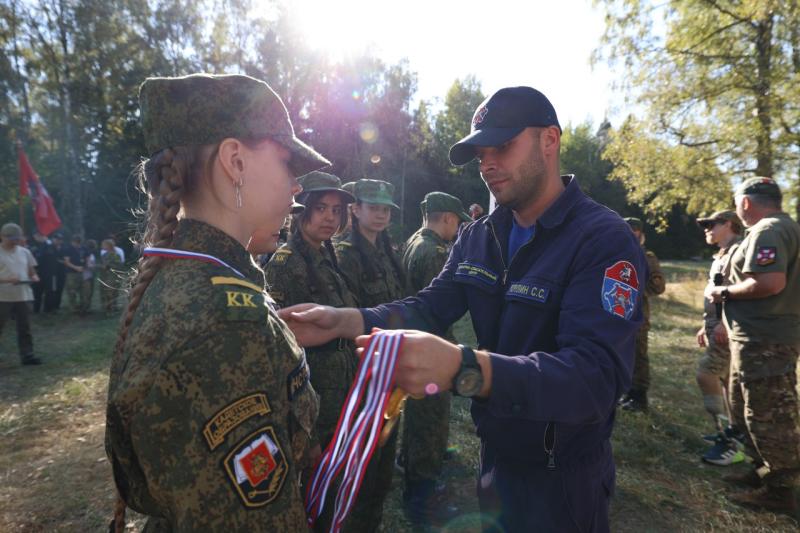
[
  {"xmin": 341, "ymin": 181, "xmax": 356, "ymax": 197},
  {"xmin": 624, "ymin": 217, "xmax": 643, "ymax": 231},
  {"xmin": 734, "ymin": 176, "xmax": 781, "ymax": 199},
  {"xmin": 353, "ymin": 179, "xmax": 399, "ymax": 208},
  {"xmin": 1, "ymin": 222, "xmax": 22, "ymax": 239},
  {"xmin": 138, "ymin": 73, "xmax": 331, "ymax": 177},
  {"xmin": 421, "ymin": 192, "xmax": 471, "ymax": 222},
  {"xmin": 297, "ymin": 171, "xmax": 355, "ymax": 204}
]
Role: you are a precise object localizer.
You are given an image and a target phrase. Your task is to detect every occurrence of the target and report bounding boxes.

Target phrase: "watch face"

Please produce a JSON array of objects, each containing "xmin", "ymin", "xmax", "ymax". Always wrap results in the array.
[{"xmin": 456, "ymin": 368, "xmax": 483, "ymax": 397}]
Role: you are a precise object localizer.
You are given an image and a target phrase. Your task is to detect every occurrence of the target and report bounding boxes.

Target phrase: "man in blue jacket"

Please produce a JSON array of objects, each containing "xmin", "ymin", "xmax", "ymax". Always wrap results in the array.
[{"xmin": 280, "ymin": 86, "xmax": 646, "ymax": 532}]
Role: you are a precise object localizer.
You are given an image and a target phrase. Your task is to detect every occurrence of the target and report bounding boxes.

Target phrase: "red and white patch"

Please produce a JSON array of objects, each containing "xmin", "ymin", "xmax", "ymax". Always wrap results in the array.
[
  {"xmin": 224, "ymin": 426, "xmax": 287, "ymax": 507},
  {"xmin": 601, "ymin": 261, "xmax": 640, "ymax": 320},
  {"xmin": 755, "ymin": 246, "xmax": 777, "ymax": 266},
  {"xmin": 472, "ymin": 105, "xmax": 488, "ymax": 127}
]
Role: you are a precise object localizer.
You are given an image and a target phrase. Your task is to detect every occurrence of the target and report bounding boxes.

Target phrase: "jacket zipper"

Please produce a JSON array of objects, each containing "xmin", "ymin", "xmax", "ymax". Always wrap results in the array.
[
  {"xmin": 544, "ymin": 421, "xmax": 556, "ymax": 469},
  {"xmin": 487, "ymin": 220, "xmax": 537, "ymax": 286}
]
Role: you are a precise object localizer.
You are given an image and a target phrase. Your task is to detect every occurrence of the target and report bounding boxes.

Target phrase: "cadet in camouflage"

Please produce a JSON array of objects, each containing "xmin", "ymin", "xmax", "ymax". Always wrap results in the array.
[
  {"xmin": 264, "ymin": 171, "xmax": 361, "ymax": 532},
  {"xmin": 706, "ymin": 177, "xmax": 800, "ymax": 513},
  {"xmin": 620, "ymin": 217, "xmax": 665, "ymax": 411},
  {"xmin": 105, "ymin": 73, "xmax": 328, "ymax": 532},
  {"xmin": 400, "ymin": 191, "xmax": 470, "ymax": 526},
  {"xmin": 334, "ymin": 178, "xmax": 409, "ymax": 531}
]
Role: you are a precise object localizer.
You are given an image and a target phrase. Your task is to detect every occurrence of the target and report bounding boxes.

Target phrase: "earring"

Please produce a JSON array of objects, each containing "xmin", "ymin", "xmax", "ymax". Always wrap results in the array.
[{"xmin": 235, "ymin": 179, "xmax": 243, "ymax": 209}]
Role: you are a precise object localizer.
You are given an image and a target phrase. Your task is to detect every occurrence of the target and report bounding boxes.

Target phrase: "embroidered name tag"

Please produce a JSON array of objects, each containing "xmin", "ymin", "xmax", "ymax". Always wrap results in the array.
[
  {"xmin": 223, "ymin": 426, "xmax": 288, "ymax": 507},
  {"xmin": 287, "ymin": 357, "xmax": 310, "ymax": 401},
  {"xmin": 203, "ymin": 393, "xmax": 271, "ymax": 450},
  {"xmin": 455, "ymin": 262, "xmax": 499, "ymax": 286},
  {"xmin": 506, "ymin": 282, "xmax": 550, "ymax": 303}
]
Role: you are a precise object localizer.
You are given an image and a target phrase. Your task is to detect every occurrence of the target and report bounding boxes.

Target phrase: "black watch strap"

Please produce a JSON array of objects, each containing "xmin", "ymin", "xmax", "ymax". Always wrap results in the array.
[{"xmin": 458, "ymin": 344, "xmax": 479, "ymax": 370}]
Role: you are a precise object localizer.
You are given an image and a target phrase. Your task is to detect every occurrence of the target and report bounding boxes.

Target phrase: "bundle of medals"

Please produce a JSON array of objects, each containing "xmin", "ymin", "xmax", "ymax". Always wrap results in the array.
[{"xmin": 304, "ymin": 330, "xmax": 407, "ymax": 532}]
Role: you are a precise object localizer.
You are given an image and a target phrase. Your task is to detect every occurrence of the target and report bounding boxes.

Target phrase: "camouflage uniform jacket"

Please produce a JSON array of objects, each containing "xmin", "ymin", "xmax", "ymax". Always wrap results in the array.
[
  {"xmin": 105, "ymin": 219, "xmax": 318, "ymax": 532},
  {"xmin": 264, "ymin": 232, "xmax": 358, "ymax": 444},
  {"xmin": 335, "ymin": 231, "xmax": 408, "ymax": 308},
  {"xmin": 402, "ymin": 227, "xmax": 455, "ymax": 340},
  {"xmin": 98, "ymin": 249, "xmax": 123, "ymax": 286},
  {"xmin": 641, "ymin": 248, "xmax": 666, "ymax": 327},
  {"xmin": 702, "ymin": 236, "xmax": 742, "ymax": 329}
]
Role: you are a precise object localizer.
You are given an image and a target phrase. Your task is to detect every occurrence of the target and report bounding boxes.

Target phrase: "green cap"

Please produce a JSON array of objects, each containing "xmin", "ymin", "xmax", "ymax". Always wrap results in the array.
[
  {"xmin": 297, "ymin": 171, "xmax": 355, "ymax": 204},
  {"xmin": 624, "ymin": 217, "xmax": 643, "ymax": 231},
  {"xmin": 353, "ymin": 179, "xmax": 398, "ymax": 208},
  {"xmin": 421, "ymin": 192, "xmax": 471, "ymax": 222},
  {"xmin": 734, "ymin": 176, "xmax": 781, "ymax": 199},
  {"xmin": 1, "ymin": 223, "xmax": 22, "ymax": 239},
  {"xmin": 138, "ymin": 73, "xmax": 331, "ymax": 177},
  {"xmin": 341, "ymin": 181, "xmax": 356, "ymax": 197}
]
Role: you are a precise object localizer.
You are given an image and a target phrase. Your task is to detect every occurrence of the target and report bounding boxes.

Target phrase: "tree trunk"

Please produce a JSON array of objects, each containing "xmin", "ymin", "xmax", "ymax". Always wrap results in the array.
[{"xmin": 753, "ymin": 15, "xmax": 774, "ymax": 178}]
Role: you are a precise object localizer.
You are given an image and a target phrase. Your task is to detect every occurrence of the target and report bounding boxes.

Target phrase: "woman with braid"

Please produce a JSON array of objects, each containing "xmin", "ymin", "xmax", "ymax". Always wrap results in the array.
[
  {"xmin": 104, "ymin": 74, "xmax": 329, "ymax": 532},
  {"xmin": 332, "ymin": 178, "xmax": 410, "ymax": 531},
  {"xmin": 264, "ymin": 171, "xmax": 363, "ymax": 531}
]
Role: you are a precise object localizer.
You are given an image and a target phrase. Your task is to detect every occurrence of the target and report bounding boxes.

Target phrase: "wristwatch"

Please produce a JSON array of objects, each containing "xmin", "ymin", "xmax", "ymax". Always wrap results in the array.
[
  {"xmin": 452, "ymin": 345, "xmax": 483, "ymax": 397},
  {"xmin": 721, "ymin": 288, "xmax": 731, "ymax": 302}
]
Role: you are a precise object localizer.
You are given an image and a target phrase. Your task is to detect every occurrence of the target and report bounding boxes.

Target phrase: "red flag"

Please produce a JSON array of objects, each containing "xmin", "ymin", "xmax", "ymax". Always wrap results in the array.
[{"xmin": 17, "ymin": 145, "xmax": 62, "ymax": 236}]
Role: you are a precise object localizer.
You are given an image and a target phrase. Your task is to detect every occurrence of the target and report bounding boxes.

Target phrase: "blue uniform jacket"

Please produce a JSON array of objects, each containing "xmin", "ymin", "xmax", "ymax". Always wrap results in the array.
[{"xmin": 362, "ymin": 176, "xmax": 646, "ymax": 469}]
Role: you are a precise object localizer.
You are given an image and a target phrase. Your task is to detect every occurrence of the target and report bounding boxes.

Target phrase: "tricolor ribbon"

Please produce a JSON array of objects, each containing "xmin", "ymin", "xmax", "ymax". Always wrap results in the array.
[
  {"xmin": 305, "ymin": 330, "xmax": 405, "ymax": 532},
  {"xmin": 142, "ymin": 247, "xmax": 245, "ymax": 278}
]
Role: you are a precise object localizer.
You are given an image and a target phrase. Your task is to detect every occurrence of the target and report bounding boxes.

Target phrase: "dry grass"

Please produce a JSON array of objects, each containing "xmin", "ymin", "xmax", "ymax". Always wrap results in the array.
[{"xmin": 1, "ymin": 263, "xmax": 797, "ymax": 531}]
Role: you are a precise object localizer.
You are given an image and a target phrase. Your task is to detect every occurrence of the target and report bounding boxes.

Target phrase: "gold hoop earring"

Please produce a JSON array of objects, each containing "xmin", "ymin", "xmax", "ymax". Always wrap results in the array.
[{"xmin": 235, "ymin": 179, "xmax": 243, "ymax": 209}]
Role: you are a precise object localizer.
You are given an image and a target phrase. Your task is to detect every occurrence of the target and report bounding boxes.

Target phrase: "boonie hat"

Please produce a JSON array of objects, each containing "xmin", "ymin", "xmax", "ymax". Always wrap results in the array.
[
  {"xmin": 449, "ymin": 86, "xmax": 561, "ymax": 166},
  {"xmin": 734, "ymin": 177, "xmax": 781, "ymax": 200},
  {"xmin": 1, "ymin": 223, "xmax": 23, "ymax": 239},
  {"xmin": 353, "ymin": 179, "xmax": 399, "ymax": 209},
  {"xmin": 139, "ymin": 73, "xmax": 331, "ymax": 177},
  {"xmin": 297, "ymin": 171, "xmax": 356, "ymax": 204},
  {"xmin": 696, "ymin": 210, "xmax": 742, "ymax": 231},
  {"xmin": 421, "ymin": 192, "xmax": 471, "ymax": 222}
]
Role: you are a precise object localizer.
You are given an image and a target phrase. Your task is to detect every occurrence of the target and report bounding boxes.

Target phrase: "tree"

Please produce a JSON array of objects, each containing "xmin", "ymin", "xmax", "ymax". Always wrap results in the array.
[{"xmin": 595, "ymin": 0, "xmax": 800, "ymax": 221}]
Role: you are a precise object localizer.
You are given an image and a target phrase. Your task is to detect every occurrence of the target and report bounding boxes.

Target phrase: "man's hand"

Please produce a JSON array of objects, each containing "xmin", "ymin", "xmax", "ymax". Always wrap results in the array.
[
  {"xmin": 277, "ymin": 304, "xmax": 363, "ymax": 347},
  {"xmin": 356, "ymin": 329, "xmax": 462, "ymax": 397},
  {"xmin": 696, "ymin": 326, "xmax": 706, "ymax": 348},
  {"xmin": 704, "ymin": 285, "xmax": 724, "ymax": 304},
  {"xmin": 712, "ymin": 323, "xmax": 728, "ymax": 345}
]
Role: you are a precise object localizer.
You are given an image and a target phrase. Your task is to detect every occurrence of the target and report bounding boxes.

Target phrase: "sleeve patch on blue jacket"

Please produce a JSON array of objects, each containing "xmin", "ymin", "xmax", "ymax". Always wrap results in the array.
[
  {"xmin": 455, "ymin": 262, "xmax": 499, "ymax": 286},
  {"xmin": 601, "ymin": 261, "xmax": 639, "ymax": 320}
]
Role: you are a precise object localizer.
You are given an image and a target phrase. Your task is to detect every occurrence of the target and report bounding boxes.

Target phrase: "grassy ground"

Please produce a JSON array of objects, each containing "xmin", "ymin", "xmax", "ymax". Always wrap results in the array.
[{"xmin": 1, "ymin": 261, "xmax": 798, "ymax": 531}]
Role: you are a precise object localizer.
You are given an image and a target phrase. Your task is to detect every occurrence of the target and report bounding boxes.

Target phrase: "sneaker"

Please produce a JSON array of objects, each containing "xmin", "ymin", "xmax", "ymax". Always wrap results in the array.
[
  {"xmin": 703, "ymin": 427, "xmax": 745, "ymax": 451},
  {"xmin": 619, "ymin": 396, "xmax": 648, "ymax": 412},
  {"xmin": 702, "ymin": 436, "xmax": 745, "ymax": 466}
]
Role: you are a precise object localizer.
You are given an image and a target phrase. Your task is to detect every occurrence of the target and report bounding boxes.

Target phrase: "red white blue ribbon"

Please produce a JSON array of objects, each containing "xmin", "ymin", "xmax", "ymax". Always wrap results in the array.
[
  {"xmin": 142, "ymin": 247, "xmax": 245, "ymax": 278},
  {"xmin": 305, "ymin": 330, "xmax": 404, "ymax": 532}
]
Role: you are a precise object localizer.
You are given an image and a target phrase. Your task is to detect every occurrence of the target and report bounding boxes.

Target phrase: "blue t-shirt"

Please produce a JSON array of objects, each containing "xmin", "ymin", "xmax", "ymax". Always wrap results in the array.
[{"xmin": 508, "ymin": 219, "xmax": 535, "ymax": 262}]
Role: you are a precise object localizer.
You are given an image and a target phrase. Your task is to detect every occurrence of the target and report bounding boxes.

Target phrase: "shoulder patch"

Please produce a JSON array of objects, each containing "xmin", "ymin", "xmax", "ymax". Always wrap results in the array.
[
  {"xmin": 601, "ymin": 260, "xmax": 639, "ymax": 320},
  {"xmin": 203, "ymin": 393, "xmax": 271, "ymax": 450},
  {"xmin": 755, "ymin": 246, "xmax": 776, "ymax": 266},
  {"xmin": 211, "ymin": 276, "xmax": 263, "ymax": 293},
  {"xmin": 287, "ymin": 356, "xmax": 310, "ymax": 401},
  {"xmin": 223, "ymin": 426, "xmax": 288, "ymax": 507}
]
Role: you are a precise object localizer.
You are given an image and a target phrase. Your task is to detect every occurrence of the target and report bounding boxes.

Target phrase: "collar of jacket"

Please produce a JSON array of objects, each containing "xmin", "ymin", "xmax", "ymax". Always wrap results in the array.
[
  {"xmin": 419, "ymin": 227, "xmax": 448, "ymax": 246},
  {"xmin": 171, "ymin": 219, "xmax": 264, "ymax": 285},
  {"xmin": 288, "ymin": 230, "xmax": 335, "ymax": 266}
]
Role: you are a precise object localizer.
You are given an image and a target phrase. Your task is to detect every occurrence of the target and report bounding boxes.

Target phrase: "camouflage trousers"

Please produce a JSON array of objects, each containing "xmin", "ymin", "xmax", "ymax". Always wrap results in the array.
[
  {"xmin": 698, "ymin": 322, "xmax": 731, "ymax": 379},
  {"xmin": 630, "ymin": 326, "xmax": 650, "ymax": 392},
  {"xmin": 728, "ymin": 339, "xmax": 800, "ymax": 487},
  {"xmin": 402, "ymin": 392, "xmax": 451, "ymax": 483},
  {"xmin": 64, "ymin": 273, "xmax": 82, "ymax": 311}
]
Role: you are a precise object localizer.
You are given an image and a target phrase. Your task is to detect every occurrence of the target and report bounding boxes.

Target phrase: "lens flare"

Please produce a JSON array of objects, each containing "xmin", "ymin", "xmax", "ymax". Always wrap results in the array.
[
  {"xmin": 370, "ymin": 154, "xmax": 381, "ymax": 164},
  {"xmin": 359, "ymin": 122, "xmax": 379, "ymax": 144}
]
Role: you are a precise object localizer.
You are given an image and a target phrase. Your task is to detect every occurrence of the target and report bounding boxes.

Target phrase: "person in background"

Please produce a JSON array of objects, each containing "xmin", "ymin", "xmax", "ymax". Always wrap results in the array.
[
  {"xmin": 79, "ymin": 239, "xmax": 98, "ymax": 315},
  {"xmin": 63, "ymin": 235, "xmax": 85, "ymax": 312},
  {"xmin": 99, "ymin": 239, "xmax": 122, "ymax": 314},
  {"xmin": 46, "ymin": 232, "xmax": 66, "ymax": 312},
  {"xmin": 29, "ymin": 230, "xmax": 56, "ymax": 313},
  {"xmin": 619, "ymin": 217, "xmax": 666, "ymax": 411},
  {"xmin": 0, "ymin": 223, "xmax": 41, "ymax": 365},
  {"xmin": 100, "ymin": 236, "xmax": 126, "ymax": 265},
  {"xmin": 694, "ymin": 211, "xmax": 745, "ymax": 466},
  {"xmin": 469, "ymin": 202, "xmax": 485, "ymax": 220}
]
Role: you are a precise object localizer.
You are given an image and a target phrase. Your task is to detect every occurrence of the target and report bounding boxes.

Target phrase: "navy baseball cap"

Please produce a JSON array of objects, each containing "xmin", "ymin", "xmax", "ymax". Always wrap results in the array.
[{"xmin": 449, "ymin": 86, "xmax": 561, "ymax": 166}]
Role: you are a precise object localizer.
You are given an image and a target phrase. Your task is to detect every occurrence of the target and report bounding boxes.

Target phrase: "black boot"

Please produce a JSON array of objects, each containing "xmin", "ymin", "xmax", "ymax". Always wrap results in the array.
[
  {"xmin": 620, "ymin": 389, "xmax": 648, "ymax": 412},
  {"xmin": 403, "ymin": 479, "xmax": 459, "ymax": 528}
]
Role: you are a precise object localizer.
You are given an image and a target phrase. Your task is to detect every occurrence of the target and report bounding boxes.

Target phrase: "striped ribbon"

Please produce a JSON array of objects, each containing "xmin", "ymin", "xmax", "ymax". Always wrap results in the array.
[
  {"xmin": 142, "ymin": 247, "xmax": 245, "ymax": 278},
  {"xmin": 305, "ymin": 330, "xmax": 405, "ymax": 532}
]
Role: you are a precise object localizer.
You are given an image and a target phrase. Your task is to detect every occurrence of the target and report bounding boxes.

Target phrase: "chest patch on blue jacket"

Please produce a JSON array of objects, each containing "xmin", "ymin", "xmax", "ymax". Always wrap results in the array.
[
  {"xmin": 506, "ymin": 282, "xmax": 550, "ymax": 303},
  {"xmin": 455, "ymin": 262, "xmax": 499, "ymax": 286},
  {"xmin": 601, "ymin": 260, "xmax": 639, "ymax": 320}
]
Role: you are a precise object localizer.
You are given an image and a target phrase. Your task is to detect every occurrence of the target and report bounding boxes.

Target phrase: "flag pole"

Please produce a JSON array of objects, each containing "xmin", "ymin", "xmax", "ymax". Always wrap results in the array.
[{"xmin": 16, "ymin": 140, "xmax": 25, "ymax": 233}]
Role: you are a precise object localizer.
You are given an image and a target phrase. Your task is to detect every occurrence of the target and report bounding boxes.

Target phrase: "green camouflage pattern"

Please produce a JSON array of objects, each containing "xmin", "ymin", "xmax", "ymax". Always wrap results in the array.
[
  {"xmin": 352, "ymin": 179, "xmax": 399, "ymax": 208},
  {"xmin": 139, "ymin": 73, "xmax": 330, "ymax": 177},
  {"xmin": 421, "ymin": 191, "xmax": 471, "ymax": 222},
  {"xmin": 297, "ymin": 171, "xmax": 355, "ymax": 204},
  {"xmin": 729, "ymin": 339, "xmax": 800, "ymax": 488},
  {"xmin": 630, "ymin": 248, "xmax": 665, "ymax": 392},
  {"xmin": 735, "ymin": 176, "xmax": 782, "ymax": 199},
  {"xmin": 105, "ymin": 219, "xmax": 318, "ymax": 531},
  {"xmin": 65, "ymin": 271, "xmax": 82, "ymax": 311},
  {"xmin": 401, "ymin": 227, "xmax": 452, "ymax": 484},
  {"xmin": 335, "ymin": 233, "xmax": 407, "ymax": 308}
]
